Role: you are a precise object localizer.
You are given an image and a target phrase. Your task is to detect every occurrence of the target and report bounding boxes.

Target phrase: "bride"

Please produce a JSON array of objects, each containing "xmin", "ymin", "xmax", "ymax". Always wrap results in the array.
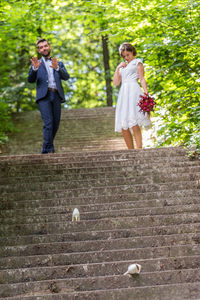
[{"xmin": 113, "ymin": 42, "xmax": 151, "ymax": 149}]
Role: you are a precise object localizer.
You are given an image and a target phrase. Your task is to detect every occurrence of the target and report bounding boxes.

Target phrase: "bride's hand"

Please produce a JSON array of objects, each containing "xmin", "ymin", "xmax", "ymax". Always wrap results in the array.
[{"xmin": 118, "ymin": 61, "xmax": 127, "ymax": 69}]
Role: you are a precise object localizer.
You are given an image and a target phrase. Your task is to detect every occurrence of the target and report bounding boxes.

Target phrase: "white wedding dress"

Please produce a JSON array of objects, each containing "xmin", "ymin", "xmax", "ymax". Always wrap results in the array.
[{"xmin": 115, "ymin": 58, "xmax": 151, "ymax": 132}]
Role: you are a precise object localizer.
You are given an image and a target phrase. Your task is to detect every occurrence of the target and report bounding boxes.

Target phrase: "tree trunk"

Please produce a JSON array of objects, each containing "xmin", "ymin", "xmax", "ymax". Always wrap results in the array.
[
  {"xmin": 37, "ymin": 27, "xmax": 43, "ymax": 59},
  {"xmin": 101, "ymin": 35, "xmax": 113, "ymax": 106},
  {"xmin": 15, "ymin": 46, "xmax": 28, "ymax": 112}
]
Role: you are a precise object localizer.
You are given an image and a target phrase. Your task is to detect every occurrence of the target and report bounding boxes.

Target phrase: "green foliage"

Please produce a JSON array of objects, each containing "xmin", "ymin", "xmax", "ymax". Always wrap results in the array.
[
  {"xmin": 136, "ymin": 0, "xmax": 200, "ymax": 151},
  {"xmin": 0, "ymin": 99, "xmax": 14, "ymax": 143}
]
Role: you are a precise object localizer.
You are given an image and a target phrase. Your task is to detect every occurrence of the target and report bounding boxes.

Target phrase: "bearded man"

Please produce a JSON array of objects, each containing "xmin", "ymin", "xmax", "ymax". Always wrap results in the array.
[{"xmin": 28, "ymin": 38, "xmax": 70, "ymax": 154}]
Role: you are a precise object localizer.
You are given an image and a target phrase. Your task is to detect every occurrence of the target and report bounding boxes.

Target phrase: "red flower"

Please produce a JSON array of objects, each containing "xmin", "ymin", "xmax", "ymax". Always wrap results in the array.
[{"xmin": 138, "ymin": 94, "xmax": 155, "ymax": 114}]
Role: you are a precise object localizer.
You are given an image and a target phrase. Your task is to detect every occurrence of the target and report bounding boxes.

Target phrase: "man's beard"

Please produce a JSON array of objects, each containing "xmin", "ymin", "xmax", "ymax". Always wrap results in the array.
[{"xmin": 42, "ymin": 51, "xmax": 51, "ymax": 57}]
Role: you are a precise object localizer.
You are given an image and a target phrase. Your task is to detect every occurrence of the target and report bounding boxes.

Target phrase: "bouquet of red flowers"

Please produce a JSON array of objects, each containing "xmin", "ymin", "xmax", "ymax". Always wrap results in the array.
[{"xmin": 138, "ymin": 93, "xmax": 155, "ymax": 114}]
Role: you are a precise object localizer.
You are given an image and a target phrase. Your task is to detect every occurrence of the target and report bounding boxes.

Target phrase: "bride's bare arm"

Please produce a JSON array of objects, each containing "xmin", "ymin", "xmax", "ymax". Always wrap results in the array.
[
  {"xmin": 137, "ymin": 62, "xmax": 148, "ymax": 94},
  {"xmin": 113, "ymin": 62, "xmax": 127, "ymax": 86}
]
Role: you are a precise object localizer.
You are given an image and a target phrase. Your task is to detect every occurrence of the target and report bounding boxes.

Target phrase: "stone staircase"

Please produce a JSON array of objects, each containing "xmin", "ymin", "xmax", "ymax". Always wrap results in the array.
[
  {"xmin": 0, "ymin": 108, "xmax": 200, "ymax": 299},
  {"xmin": 1, "ymin": 107, "xmax": 153, "ymax": 155},
  {"xmin": 2, "ymin": 107, "xmax": 127, "ymax": 155}
]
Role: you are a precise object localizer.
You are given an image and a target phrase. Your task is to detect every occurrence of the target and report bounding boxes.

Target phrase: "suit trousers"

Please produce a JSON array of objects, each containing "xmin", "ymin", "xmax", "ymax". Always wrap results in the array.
[{"xmin": 38, "ymin": 90, "xmax": 61, "ymax": 153}]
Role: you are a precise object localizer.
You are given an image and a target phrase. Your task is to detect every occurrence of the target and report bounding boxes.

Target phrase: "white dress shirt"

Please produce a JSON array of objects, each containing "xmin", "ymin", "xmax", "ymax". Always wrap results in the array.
[
  {"xmin": 42, "ymin": 57, "xmax": 58, "ymax": 90},
  {"xmin": 32, "ymin": 57, "xmax": 59, "ymax": 90}
]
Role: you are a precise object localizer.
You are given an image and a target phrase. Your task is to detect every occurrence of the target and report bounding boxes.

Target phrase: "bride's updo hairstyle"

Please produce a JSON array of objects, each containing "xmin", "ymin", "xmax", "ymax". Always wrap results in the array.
[{"xmin": 119, "ymin": 42, "xmax": 137, "ymax": 57}]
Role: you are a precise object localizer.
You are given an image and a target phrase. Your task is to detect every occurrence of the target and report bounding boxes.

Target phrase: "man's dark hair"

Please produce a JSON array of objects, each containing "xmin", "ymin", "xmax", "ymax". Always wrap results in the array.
[{"xmin": 36, "ymin": 38, "xmax": 49, "ymax": 47}]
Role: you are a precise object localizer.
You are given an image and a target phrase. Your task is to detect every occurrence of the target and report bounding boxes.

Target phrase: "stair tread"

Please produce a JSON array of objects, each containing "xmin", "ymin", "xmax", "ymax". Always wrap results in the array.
[
  {"xmin": 4, "ymin": 282, "xmax": 200, "ymax": 300},
  {"xmin": 1, "ymin": 268, "xmax": 200, "ymax": 298}
]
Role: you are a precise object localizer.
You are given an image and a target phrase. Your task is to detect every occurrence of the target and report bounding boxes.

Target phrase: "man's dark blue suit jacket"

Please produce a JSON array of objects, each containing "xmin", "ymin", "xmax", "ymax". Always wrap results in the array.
[{"xmin": 28, "ymin": 59, "xmax": 70, "ymax": 103}]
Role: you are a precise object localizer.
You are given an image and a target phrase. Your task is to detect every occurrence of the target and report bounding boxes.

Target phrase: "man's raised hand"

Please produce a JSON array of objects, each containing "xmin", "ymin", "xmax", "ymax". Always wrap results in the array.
[
  {"xmin": 31, "ymin": 57, "xmax": 42, "ymax": 69},
  {"xmin": 51, "ymin": 57, "xmax": 59, "ymax": 69}
]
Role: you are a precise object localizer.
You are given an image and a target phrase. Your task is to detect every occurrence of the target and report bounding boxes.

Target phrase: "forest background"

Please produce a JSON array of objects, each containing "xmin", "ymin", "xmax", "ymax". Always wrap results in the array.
[{"xmin": 0, "ymin": 0, "xmax": 199, "ymax": 151}]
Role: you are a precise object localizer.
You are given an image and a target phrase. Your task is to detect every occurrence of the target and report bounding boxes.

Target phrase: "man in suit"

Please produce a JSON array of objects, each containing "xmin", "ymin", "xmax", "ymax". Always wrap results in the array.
[{"xmin": 28, "ymin": 38, "xmax": 70, "ymax": 154}]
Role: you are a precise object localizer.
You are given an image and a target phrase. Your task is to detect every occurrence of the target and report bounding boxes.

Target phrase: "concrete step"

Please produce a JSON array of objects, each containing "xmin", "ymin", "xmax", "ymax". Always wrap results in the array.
[
  {"xmin": 4, "ymin": 282, "xmax": 200, "ymax": 300},
  {"xmin": 55, "ymin": 144, "xmax": 126, "ymax": 153},
  {"xmin": 1, "ymin": 219, "xmax": 200, "ymax": 247},
  {"xmin": 1, "ymin": 172, "xmax": 200, "ymax": 194},
  {"xmin": 1, "ymin": 204, "xmax": 200, "ymax": 225},
  {"xmin": 2, "ymin": 160, "xmax": 198, "ymax": 179},
  {"xmin": 0, "ymin": 185, "xmax": 198, "ymax": 207},
  {"xmin": 1, "ymin": 243, "xmax": 200, "ymax": 270},
  {"xmin": 2, "ymin": 163, "xmax": 200, "ymax": 184},
  {"xmin": 0, "ymin": 148, "xmax": 194, "ymax": 169},
  {"xmin": 1, "ymin": 161, "xmax": 199, "ymax": 184},
  {"xmin": 0, "ymin": 147, "xmax": 192, "ymax": 161},
  {"xmin": 1, "ymin": 232, "xmax": 200, "ymax": 258},
  {"xmin": 1, "ymin": 197, "xmax": 200, "ymax": 219},
  {"xmin": 1, "ymin": 268, "xmax": 200, "ymax": 298},
  {"xmin": 1, "ymin": 189, "xmax": 199, "ymax": 212},
  {"xmin": 1, "ymin": 179, "xmax": 199, "ymax": 202},
  {"xmin": 0, "ymin": 152, "xmax": 193, "ymax": 168},
  {"xmin": 1, "ymin": 195, "xmax": 200, "ymax": 218},
  {"xmin": 2, "ymin": 165, "xmax": 200, "ymax": 186},
  {"xmin": 1, "ymin": 159, "xmax": 199, "ymax": 181},
  {"xmin": 1, "ymin": 255, "xmax": 199, "ymax": 284},
  {"xmin": 59, "ymin": 107, "xmax": 116, "ymax": 117},
  {"xmin": 1, "ymin": 212, "xmax": 200, "ymax": 237},
  {"xmin": 1, "ymin": 221, "xmax": 200, "ymax": 247},
  {"xmin": 0, "ymin": 147, "xmax": 189, "ymax": 162},
  {"xmin": 1, "ymin": 165, "xmax": 200, "ymax": 185}
]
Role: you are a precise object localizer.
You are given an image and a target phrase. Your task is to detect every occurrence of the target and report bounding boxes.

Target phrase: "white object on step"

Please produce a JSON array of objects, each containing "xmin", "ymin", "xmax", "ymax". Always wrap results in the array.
[
  {"xmin": 72, "ymin": 208, "xmax": 80, "ymax": 222},
  {"xmin": 123, "ymin": 263, "xmax": 141, "ymax": 275}
]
